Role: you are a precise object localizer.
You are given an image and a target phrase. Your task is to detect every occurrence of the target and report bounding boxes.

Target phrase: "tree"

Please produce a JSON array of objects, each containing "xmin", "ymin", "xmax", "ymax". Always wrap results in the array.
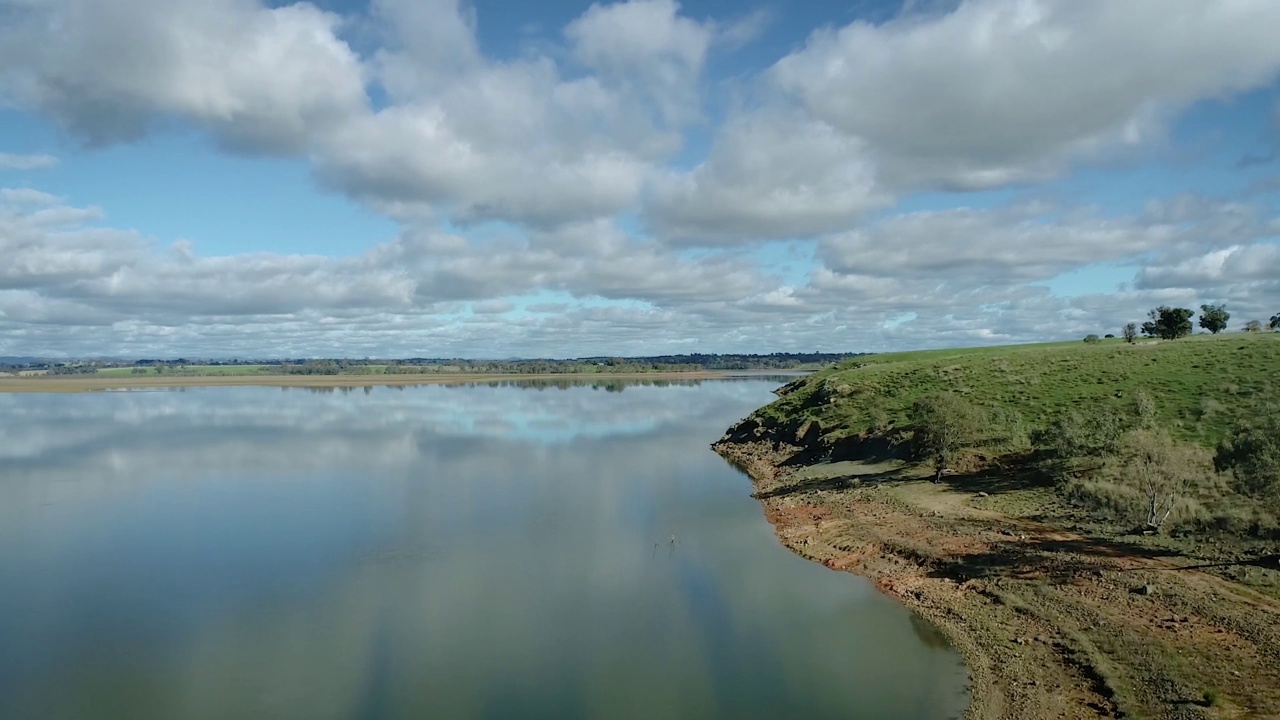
[
  {"xmin": 1198, "ymin": 304, "xmax": 1229, "ymax": 334},
  {"xmin": 911, "ymin": 393, "xmax": 984, "ymax": 483},
  {"xmin": 1215, "ymin": 416, "xmax": 1280, "ymax": 503},
  {"xmin": 1244, "ymin": 319, "xmax": 1263, "ymax": 333},
  {"xmin": 1122, "ymin": 322, "xmax": 1138, "ymax": 344},
  {"xmin": 1036, "ymin": 409, "xmax": 1125, "ymax": 482},
  {"xmin": 1083, "ymin": 334, "xmax": 1101, "ymax": 344},
  {"xmin": 1271, "ymin": 313, "xmax": 1280, "ymax": 331},
  {"xmin": 1119, "ymin": 430, "xmax": 1208, "ymax": 531},
  {"xmin": 1141, "ymin": 306, "xmax": 1193, "ymax": 340}
]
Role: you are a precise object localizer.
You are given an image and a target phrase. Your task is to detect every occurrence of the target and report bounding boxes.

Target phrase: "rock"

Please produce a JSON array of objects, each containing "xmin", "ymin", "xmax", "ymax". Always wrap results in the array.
[
  {"xmin": 1136, "ymin": 584, "xmax": 1155, "ymax": 596},
  {"xmin": 977, "ymin": 491, "xmax": 989, "ymax": 498}
]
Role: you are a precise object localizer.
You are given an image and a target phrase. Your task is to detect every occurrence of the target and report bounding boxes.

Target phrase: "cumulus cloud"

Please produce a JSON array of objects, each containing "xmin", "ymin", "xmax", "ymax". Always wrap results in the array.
[
  {"xmin": 647, "ymin": 0, "xmax": 1280, "ymax": 242},
  {"xmin": 773, "ymin": 0, "xmax": 1280, "ymax": 188},
  {"xmin": 0, "ymin": 189, "xmax": 795, "ymax": 356},
  {"xmin": 0, "ymin": 0, "xmax": 368, "ymax": 153},
  {"xmin": 2, "ymin": 0, "xmax": 1280, "ymax": 356},
  {"xmin": 311, "ymin": 0, "xmax": 724, "ymax": 227},
  {"xmin": 0, "ymin": 0, "xmax": 717, "ymax": 227},
  {"xmin": 805, "ymin": 198, "xmax": 1280, "ymax": 343},
  {"xmin": 818, "ymin": 199, "xmax": 1271, "ymax": 282},
  {"xmin": 647, "ymin": 112, "xmax": 890, "ymax": 243},
  {"xmin": 6, "ymin": 172, "xmax": 1277, "ymax": 358}
]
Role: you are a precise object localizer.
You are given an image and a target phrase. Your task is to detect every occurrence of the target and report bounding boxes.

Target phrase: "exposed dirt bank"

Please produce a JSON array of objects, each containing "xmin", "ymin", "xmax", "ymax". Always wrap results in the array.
[
  {"xmin": 0, "ymin": 371, "xmax": 759, "ymax": 393},
  {"xmin": 713, "ymin": 433, "xmax": 1280, "ymax": 720}
]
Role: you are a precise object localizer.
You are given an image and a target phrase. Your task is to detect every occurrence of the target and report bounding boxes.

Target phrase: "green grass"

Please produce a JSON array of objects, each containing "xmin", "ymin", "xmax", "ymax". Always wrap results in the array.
[{"xmin": 757, "ymin": 332, "xmax": 1279, "ymax": 448}]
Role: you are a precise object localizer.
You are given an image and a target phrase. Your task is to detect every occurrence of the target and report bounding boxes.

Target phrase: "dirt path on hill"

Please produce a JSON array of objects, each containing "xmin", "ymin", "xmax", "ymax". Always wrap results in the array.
[{"xmin": 714, "ymin": 440, "xmax": 1280, "ymax": 720}]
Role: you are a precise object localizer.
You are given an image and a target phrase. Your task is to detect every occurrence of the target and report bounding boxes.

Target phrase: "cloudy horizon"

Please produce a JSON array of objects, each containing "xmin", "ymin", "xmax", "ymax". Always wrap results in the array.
[{"xmin": 2, "ymin": 0, "xmax": 1278, "ymax": 358}]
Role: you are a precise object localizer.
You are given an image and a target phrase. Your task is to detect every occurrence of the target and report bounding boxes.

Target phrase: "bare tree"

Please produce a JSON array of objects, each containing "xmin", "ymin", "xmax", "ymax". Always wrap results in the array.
[
  {"xmin": 1122, "ymin": 322, "xmax": 1138, "ymax": 344},
  {"xmin": 1119, "ymin": 430, "xmax": 1207, "ymax": 530}
]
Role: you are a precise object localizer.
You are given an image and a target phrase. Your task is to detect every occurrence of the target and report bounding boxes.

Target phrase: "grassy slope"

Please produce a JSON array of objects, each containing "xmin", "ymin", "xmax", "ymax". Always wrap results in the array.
[{"xmin": 755, "ymin": 332, "xmax": 1279, "ymax": 448}]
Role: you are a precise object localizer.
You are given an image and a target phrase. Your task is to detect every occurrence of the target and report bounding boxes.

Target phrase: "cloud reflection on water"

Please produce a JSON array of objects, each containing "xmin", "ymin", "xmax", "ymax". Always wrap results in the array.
[{"xmin": 0, "ymin": 380, "xmax": 967, "ymax": 720}]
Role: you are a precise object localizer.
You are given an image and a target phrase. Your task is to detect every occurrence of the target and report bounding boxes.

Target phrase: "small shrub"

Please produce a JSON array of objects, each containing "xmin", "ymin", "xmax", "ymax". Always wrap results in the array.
[
  {"xmin": 1215, "ymin": 415, "xmax": 1280, "ymax": 504},
  {"xmin": 1133, "ymin": 391, "xmax": 1157, "ymax": 429},
  {"xmin": 1035, "ymin": 409, "xmax": 1126, "ymax": 482}
]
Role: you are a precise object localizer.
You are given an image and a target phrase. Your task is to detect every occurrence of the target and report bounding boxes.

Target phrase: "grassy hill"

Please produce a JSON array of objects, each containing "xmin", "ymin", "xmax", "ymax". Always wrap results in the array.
[
  {"xmin": 754, "ymin": 332, "xmax": 1279, "ymax": 450},
  {"xmin": 717, "ymin": 332, "xmax": 1280, "ymax": 718}
]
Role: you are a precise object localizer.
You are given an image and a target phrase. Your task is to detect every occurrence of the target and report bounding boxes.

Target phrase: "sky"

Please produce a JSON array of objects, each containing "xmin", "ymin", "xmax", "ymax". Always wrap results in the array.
[{"xmin": 1, "ymin": 0, "xmax": 1279, "ymax": 359}]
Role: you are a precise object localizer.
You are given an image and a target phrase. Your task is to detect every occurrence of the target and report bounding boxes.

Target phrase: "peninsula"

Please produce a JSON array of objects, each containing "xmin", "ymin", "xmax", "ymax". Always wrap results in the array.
[{"xmin": 715, "ymin": 332, "xmax": 1280, "ymax": 719}]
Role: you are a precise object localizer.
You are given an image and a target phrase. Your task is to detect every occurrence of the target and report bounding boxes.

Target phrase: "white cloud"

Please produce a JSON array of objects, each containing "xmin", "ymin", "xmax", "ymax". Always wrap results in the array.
[
  {"xmin": 771, "ymin": 0, "xmax": 1280, "ymax": 190},
  {"xmin": 0, "ymin": 0, "xmax": 368, "ymax": 153},
  {"xmin": 646, "ymin": 112, "xmax": 890, "ymax": 243},
  {"xmin": 311, "ymin": 0, "xmax": 717, "ymax": 227},
  {"xmin": 647, "ymin": 0, "xmax": 1280, "ymax": 242},
  {"xmin": 0, "ymin": 188, "xmax": 60, "ymax": 206},
  {"xmin": 565, "ymin": 0, "xmax": 713, "ymax": 126},
  {"xmin": 818, "ymin": 203, "xmax": 1185, "ymax": 281},
  {"xmin": 0, "ymin": 153, "xmax": 59, "ymax": 170}
]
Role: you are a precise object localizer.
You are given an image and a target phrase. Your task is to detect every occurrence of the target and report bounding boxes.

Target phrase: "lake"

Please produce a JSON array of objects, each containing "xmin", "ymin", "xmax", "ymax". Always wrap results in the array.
[{"xmin": 0, "ymin": 379, "xmax": 967, "ymax": 719}]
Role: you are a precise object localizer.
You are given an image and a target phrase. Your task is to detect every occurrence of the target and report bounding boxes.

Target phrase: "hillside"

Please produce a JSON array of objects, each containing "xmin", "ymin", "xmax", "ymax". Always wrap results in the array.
[
  {"xmin": 714, "ymin": 332, "xmax": 1280, "ymax": 720},
  {"xmin": 754, "ymin": 333, "xmax": 1278, "ymax": 449}
]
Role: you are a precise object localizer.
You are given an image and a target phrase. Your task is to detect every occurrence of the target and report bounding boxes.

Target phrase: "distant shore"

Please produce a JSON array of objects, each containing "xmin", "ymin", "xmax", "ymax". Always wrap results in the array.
[{"xmin": 0, "ymin": 370, "xmax": 794, "ymax": 393}]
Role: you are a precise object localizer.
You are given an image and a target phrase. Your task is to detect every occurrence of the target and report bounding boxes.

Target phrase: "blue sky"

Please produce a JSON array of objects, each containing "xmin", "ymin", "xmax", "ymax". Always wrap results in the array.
[{"xmin": 1, "ymin": 0, "xmax": 1278, "ymax": 358}]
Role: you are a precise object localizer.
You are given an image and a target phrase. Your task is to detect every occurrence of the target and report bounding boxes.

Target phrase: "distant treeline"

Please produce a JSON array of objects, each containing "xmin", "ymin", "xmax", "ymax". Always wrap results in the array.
[{"xmin": 3, "ymin": 352, "xmax": 862, "ymax": 376}]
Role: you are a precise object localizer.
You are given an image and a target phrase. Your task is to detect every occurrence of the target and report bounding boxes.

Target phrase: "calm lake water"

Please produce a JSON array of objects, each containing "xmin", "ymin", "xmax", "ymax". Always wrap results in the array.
[{"xmin": 0, "ymin": 379, "xmax": 967, "ymax": 720}]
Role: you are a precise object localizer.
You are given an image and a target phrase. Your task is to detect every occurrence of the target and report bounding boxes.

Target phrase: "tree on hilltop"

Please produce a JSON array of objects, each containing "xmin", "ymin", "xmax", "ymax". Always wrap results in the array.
[
  {"xmin": 1141, "ymin": 306, "xmax": 1193, "ymax": 340},
  {"xmin": 1271, "ymin": 313, "xmax": 1280, "ymax": 331},
  {"xmin": 1245, "ymin": 320, "xmax": 1263, "ymax": 333},
  {"xmin": 1199, "ymin": 304, "xmax": 1229, "ymax": 334}
]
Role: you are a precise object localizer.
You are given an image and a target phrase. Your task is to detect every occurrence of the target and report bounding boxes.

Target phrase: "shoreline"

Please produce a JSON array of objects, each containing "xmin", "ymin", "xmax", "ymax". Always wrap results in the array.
[
  {"xmin": 713, "ymin": 440, "xmax": 1021, "ymax": 720},
  {"xmin": 0, "ymin": 370, "xmax": 786, "ymax": 393},
  {"xmin": 713, "ymin": 436, "xmax": 1280, "ymax": 720}
]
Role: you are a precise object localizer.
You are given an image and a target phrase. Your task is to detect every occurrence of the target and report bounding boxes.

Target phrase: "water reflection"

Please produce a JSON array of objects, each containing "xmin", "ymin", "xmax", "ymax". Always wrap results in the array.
[{"xmin": 0, "ymin": 381, "xmax": 966, "ymax": 720}]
